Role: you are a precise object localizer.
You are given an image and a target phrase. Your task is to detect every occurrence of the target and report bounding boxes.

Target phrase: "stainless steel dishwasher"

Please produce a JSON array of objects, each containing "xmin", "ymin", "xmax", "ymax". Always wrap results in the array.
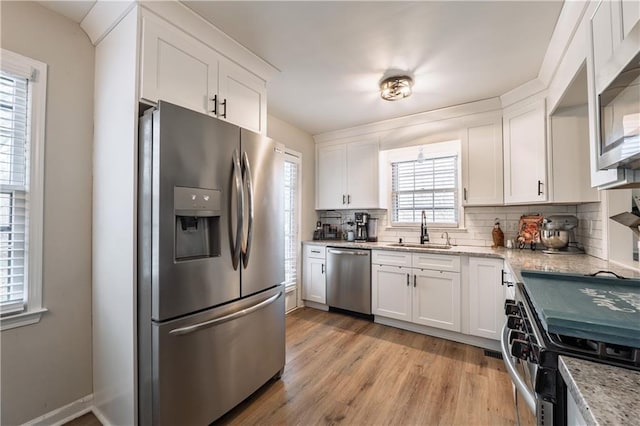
[{"xmin": 326, "ymin": 247, "xmax": 371, "ymax": 315}]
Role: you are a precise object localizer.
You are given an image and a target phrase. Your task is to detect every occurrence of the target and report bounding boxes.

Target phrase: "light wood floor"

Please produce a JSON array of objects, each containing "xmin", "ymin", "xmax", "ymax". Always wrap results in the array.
[{"xmin": 67, "ymin": 307, "xmax": 528, "ymax": 425}]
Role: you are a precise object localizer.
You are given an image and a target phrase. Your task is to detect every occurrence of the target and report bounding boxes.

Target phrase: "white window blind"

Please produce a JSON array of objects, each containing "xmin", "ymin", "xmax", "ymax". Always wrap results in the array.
[
  {"xmin": 0, "ymin": 70, "xmax": 29, "ymax": 315},
  {"xmin": 391, "ymin": 155, "xmax": 458, "ymax": 225},
  {"xmin": 283, "ymin": 157, "xmax": 299, "ymax": 286}
]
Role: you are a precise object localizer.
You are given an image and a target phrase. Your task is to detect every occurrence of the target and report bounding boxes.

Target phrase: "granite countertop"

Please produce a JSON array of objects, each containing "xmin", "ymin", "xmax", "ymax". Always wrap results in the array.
[
  {"xmin": 559, "ymin": 356, "xmax": 640, "ymax": 425},
  {"xmin": 303, "ymin": 240, "xmax": 640, "ymax": 280}
]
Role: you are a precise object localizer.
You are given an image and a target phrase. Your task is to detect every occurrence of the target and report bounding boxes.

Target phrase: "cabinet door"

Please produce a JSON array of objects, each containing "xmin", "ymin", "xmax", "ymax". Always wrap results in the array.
[
  {"xmin": 621, "ymin": 0, "xmax": 640, "ymax": 40},
  {"xmin": 140, "ymin": 13, "xmax": 218, "ymax": 115},
  {"xmin": 462, "ymin": 123, "xmax": 503, "ymax": 205},
  {"xmin": 346, "ymin": 140, "xmax": 379, "ymax": 208},
  {"xmin": 372, "ymin": 265, "xmax": 411, "ymax": 321},
  {"xmin": 591, "ymin": 1, "xmax": 615, "ymax": 80},
  {"xmin": 503, "ymin": 99, "xmax": 547, "ymax": 204},
  {"xmin": 302, "ymin": 257, "xmax": 325, "ymax": 304},
  {"xmin": 412, "ymin": 269, "xmax": 461, "ymax": 332},
  {"xmin": 468, "ymin": 257, "xmax": 504, "ymax": 340},
  {"xmin": 316, "ymin": 144, "xmax": 347, "ymax": 209},
  {"xmin": 218, "ymin": 59, "xmax": 267, "ymax": 134}
]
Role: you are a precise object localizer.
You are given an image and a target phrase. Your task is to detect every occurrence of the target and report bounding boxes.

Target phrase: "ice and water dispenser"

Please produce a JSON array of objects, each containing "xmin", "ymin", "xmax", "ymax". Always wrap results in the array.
[{"xmin": 174, "ymin": 186, "xmax": 221, "ymax": 261}]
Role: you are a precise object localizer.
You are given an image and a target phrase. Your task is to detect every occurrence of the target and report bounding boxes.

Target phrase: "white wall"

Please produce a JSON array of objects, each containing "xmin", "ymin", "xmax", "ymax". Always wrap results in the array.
[
  {"xmin": 0, "ymin": 2, "xmax": 94, "ymax": 425},
  {"xmin": 267, "ymin": 114, "xmax": 316, "ymax": 241}
]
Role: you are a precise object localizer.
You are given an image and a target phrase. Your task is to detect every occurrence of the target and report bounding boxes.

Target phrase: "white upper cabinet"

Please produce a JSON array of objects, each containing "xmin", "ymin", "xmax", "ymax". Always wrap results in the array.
[
  {"xmin": 621, "ymin": 0, "xmax": 640, "ymax": 39},
  {"xmin": 139, "ymin": 12, "xmax": 267, "ymax": 133},
  {"xmin": 316, "ymin": 144, "xmax": 347, "ymax": 209},
  {"xmin": 140, "ymin": 13, "xmax": 218, "ymax": 115},
  {"xmin": 218, "ymin": 60, "xmax": 267, "ymax": 134},
  {"xmin": 346, "ymin": 141, "xmax": 380, "ymax": 208},
  {"xmin": 316, "ymin": 139, "xmax": 379, "ymax": 210},
  {"xmin": 503, "ymin": 98, "xmax": 547, "ymax": 204},
  {"xmin": 461, "ymin": 122, "xmax": 503, "ymax": 205}
]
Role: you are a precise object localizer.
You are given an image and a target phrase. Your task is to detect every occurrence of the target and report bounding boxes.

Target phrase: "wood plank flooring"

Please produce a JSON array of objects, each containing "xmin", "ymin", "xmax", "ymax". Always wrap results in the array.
[
  {"xmin": 66, "ymin": 307, "xmax": 530, "ymax": 425},
  {"xmin": 216, "ymin": 308, "xmax": 528, "ymax": 425}
]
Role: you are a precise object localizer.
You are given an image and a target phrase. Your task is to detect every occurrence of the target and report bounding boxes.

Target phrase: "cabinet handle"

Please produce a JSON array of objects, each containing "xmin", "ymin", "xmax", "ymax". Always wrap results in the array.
[
  {"xmin": 464, "ymin": 188, "xmax": 467, "ymax": 202},
  {"xmin": 221, "ymin": 98, "xmax": 227, "ymax": 118},
  {"xmin": 211, "ymin": 94, "xmax": 218, "ymax": 115},
  {"xmin": 413, "ymin": 275, "xmax": 416, "ymax": 287},
  {"xmin": 537, "ymin": 180, "xmax": 543, "ymax": 196},
  {"xmin": 343, "ymin": 195, "xmax": 346, "ymax": 205},
  {"xmin": 347, "ymin": 194, "xmax": 351, "ymax": 204},
  {"xmin": 321, "ymin": 264, "xmax": 325, "ymax": 274},
  {"xmin": 406, "ymin": 273, "xmax": 410, "ymax": 287},
  {"xmin": 311, "ymin": 250, "xmax": 320, "ymax": 254}
]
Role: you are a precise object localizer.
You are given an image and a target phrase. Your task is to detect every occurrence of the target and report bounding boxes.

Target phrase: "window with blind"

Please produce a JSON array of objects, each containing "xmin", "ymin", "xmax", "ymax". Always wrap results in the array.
[
  {"xmin": 391, "ymin": 155, "xmax": 459, "ymax": 226},
  {"xmin": 0, "ymin": 70, "xmax": 29, "ymax": 315},
  {"xmin": 1, "ymin": 49, "xmax": 46, "ymax": 329},
  {"xmin": 283, "ymin": 154, "xmax": 300, "ymax": 288}
]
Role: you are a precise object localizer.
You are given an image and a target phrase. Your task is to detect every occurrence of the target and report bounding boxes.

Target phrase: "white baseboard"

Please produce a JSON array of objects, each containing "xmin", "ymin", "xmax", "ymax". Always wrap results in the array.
[
  {"xmin": 375, "ymin": 316, "xmax": 501, "ymax": 352},
  {"xmin": 23, "ymin": 394, "xmax": 93, "ymax": 426},
  {"xmin": 91, "ymin": 406, "xmax": 110, "ymax": 426}
]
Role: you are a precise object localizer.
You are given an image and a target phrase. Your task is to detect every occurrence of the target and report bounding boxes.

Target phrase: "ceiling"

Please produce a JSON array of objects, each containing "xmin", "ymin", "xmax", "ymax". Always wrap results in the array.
[{"xmin": 38, "ymin": 1, "xmax": 564, "ymax": 136}]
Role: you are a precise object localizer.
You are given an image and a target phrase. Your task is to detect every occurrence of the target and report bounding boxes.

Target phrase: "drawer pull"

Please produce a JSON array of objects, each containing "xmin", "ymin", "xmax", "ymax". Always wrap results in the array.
[{"xmin": 406, "ymin": 273, "xmax": 409, "ymax": 286}]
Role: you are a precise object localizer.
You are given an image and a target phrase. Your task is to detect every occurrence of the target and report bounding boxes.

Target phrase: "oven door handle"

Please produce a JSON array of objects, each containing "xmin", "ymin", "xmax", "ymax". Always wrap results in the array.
[{"xmin": 500, "ymin": 323, "xmax": 536, "ymax": 415}]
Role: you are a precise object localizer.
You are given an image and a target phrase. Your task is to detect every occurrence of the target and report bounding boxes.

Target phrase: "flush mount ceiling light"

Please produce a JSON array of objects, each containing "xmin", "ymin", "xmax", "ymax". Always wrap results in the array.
[{"xmin": 380, "ymin": 75, "xmax": 413, "ymax": 101}]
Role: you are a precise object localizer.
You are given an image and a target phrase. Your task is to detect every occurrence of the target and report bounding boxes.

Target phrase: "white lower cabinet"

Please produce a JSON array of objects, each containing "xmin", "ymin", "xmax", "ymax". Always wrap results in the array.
[
  {"xmin": 302, "ymin": 246, "xmax": 326, "ymax": 304},
  {"xmin": 468, "ymin": 257, "xmax": 504, "ymax": 340},
  {"xmin": 413, "ymin": 269, "xmax": 461, "ymax": 332},
  {"xmin": 372, "ymin": 251, "xmax": 461, "ymax": 332},
  {"xmin": 372, "ymin": 265, "xmax": 411, "ymax": 321}
]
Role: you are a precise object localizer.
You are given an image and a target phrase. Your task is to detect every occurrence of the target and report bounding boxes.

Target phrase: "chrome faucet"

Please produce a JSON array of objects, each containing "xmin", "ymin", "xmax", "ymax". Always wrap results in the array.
[
  {"xmin": 420, "ymin": 210, "xmax": 429, "ymax": 244},
  {"xmin": 441, "ymin": 231, "xmax": 451, "ymax": 247}
]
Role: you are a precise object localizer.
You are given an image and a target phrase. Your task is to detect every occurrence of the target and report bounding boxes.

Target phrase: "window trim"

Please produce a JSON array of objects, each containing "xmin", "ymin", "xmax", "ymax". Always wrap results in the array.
[
  {"xmin": 283, "ymin": 148, "xmax": 302, "ymax": 294},
  {"xmin": 382, "ymin": 141, "xmax": 464, "ymax": 230},
  {"xmin": 0, "ymin": 49, "xmax": 47, "ymax": 331}
]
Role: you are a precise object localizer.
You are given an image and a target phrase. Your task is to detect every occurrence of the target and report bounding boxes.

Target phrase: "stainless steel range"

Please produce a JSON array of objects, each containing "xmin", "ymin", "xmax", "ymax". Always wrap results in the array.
[{"xmin": 501, "ymin": 270, "xmax": 640, "ymax": 426}]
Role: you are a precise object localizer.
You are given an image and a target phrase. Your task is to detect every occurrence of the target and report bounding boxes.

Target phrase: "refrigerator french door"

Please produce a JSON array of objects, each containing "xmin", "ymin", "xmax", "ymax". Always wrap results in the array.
[{"xmin": 138, "ymin": 101, "xmax": 285, "ymax": 425}]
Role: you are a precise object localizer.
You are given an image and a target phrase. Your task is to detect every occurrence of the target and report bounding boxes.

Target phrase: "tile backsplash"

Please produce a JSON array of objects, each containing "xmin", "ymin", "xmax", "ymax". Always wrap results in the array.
[{"xmin": 317, "ymin": 203, "xmax": 604, "ymax": 258}]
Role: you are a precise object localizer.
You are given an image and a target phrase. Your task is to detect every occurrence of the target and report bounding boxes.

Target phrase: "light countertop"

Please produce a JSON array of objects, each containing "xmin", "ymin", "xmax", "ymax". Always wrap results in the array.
[
  {"xmin": 303, "ymin": 240, "xmax": 640, "ymax": 280},
  {"xmin": 559, "ymin": 356, "xmax": 640, "ymax": 425}
]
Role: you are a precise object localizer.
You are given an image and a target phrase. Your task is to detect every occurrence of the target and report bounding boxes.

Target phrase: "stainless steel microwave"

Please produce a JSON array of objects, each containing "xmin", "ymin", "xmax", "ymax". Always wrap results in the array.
[{"xmin": 597, "ymin": 50, "xmax": 640, "ymax": 170}]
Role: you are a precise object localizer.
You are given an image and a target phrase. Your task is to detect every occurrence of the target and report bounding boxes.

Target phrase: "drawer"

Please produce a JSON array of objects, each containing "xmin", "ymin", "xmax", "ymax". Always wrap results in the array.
[
  {"xmin": 304, "ymin": 244, "xmax": 326, "ymax": 259},
  {"xmin": 372, "ymin": 250, "xmax": 412, "ymax": 267},
  {"xmin": 412, "ymin": 253, "xmax": 460, "ymax": 272}
]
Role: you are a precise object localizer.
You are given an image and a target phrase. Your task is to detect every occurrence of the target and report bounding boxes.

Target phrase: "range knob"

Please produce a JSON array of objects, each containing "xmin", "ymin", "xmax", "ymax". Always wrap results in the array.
[
  {"xmin": 509, "ymin": 330, "xmax": 526, "ymax": 344},
  {"xmin": 511, "ymin": 339, "xmax": 530, "ymax": 360},
  {"xmin": 504, "ymin": 301, "xmax": 519, "ymax": 316},
  {"xmin": 506, "ymin": 314, "xmax": 523, "ymax": 330}
]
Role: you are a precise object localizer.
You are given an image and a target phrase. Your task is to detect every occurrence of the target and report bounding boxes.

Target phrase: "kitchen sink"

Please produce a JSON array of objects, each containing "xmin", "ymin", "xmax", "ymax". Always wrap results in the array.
[{"xmin": 387, "ymin": 243, "xmax": 452, "ymax": 250}]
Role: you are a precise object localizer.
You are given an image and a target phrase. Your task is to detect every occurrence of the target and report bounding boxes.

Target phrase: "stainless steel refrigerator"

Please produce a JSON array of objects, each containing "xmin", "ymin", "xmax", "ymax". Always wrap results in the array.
[{"xmin": 138, "ymin": 101, "xmax": 285, "ymax": 425}]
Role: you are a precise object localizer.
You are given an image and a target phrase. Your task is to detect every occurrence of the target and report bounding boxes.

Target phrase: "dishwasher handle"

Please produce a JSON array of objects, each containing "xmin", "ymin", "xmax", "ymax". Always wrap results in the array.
[{"xmin": 327, "ymin": 249, "xmax": 369, "ymax": 256}]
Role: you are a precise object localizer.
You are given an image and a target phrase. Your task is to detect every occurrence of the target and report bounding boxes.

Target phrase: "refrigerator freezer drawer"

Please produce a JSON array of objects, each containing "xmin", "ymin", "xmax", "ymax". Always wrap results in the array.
[{"xmin": 151, "ymin": 286, "xmax": 285, "ymax": 425}]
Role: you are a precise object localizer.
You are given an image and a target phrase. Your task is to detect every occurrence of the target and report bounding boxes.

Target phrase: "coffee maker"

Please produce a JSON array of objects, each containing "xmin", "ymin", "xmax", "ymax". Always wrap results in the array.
[{"xmin": 354, "ymin": 212, "xmax": 369, "ymax": 241}]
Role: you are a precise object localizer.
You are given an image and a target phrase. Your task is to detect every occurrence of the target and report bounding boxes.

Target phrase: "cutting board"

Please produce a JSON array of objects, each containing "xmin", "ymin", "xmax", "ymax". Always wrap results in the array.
[{"xmin": 520, "ymin": 270, "xmax": 640, "ymax": 347}]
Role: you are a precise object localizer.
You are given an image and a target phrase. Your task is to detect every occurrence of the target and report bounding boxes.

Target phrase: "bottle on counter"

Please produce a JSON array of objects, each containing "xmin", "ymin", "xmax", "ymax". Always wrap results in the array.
[{"xmin": 492, "ymin": 218, "xmax": 505, "ymax": 248}]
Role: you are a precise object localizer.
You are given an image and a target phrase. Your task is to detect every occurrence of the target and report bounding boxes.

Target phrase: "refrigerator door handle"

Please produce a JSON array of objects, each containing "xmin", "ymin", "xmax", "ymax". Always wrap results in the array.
[
  {"xmin": 232, "ymin": 150, "xmax": 244, "ymax": 270},
  {"xmin": 241, "ymin": 151, "xmax": 255, "ymax": 269},
  {"xmin": 168, "ymin": 291, "xmax": 283, "ymax": 336}
]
